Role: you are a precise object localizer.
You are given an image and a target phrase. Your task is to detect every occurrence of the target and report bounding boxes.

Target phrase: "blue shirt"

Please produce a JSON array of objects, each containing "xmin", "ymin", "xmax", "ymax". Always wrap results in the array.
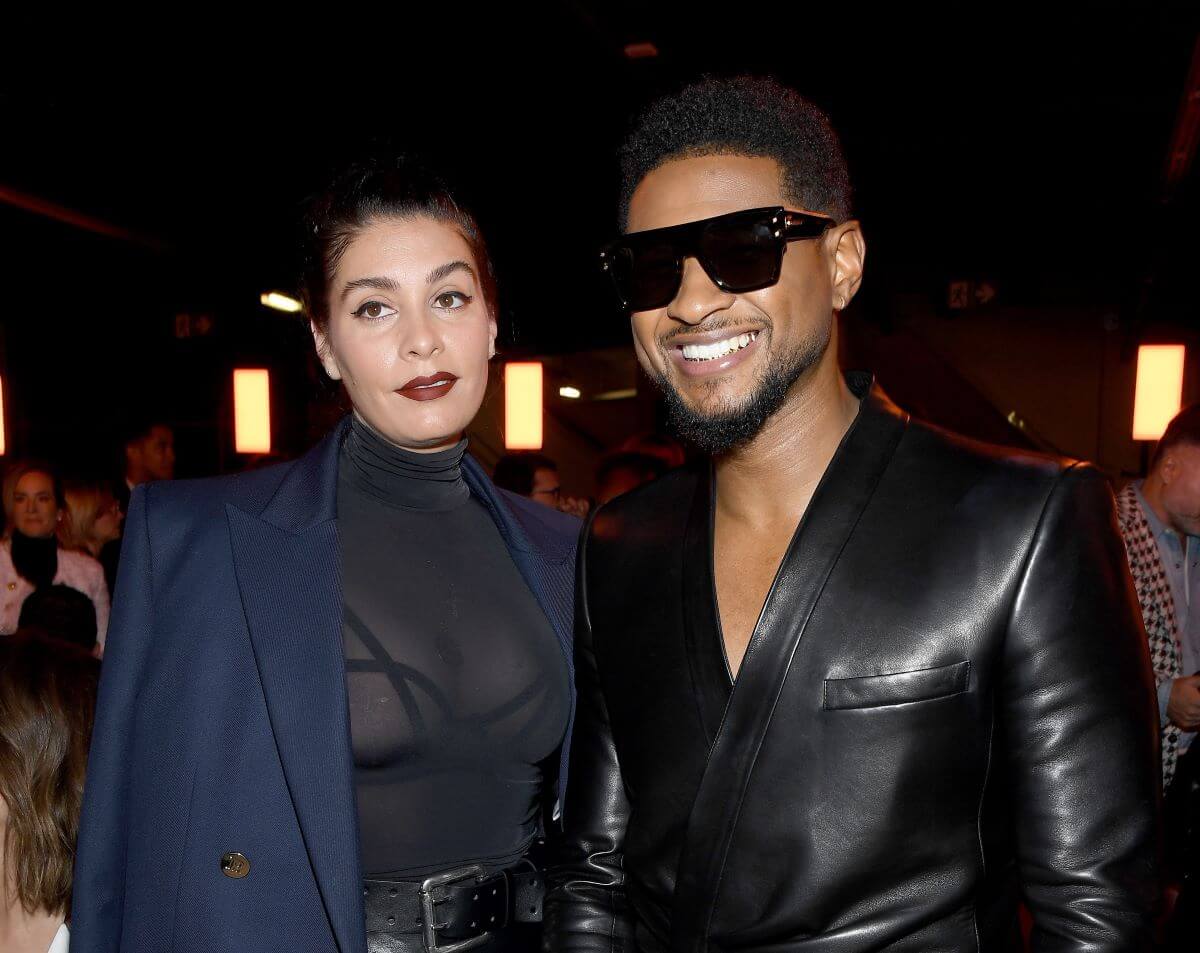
[{"xmin": 1136, "ymin": 482, "xmax": 1200, "ymax": 750}]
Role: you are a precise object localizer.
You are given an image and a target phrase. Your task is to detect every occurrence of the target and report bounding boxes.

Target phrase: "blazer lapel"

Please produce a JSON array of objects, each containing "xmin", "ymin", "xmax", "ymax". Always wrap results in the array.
[
  {"xmin": 461, "ymin": 455, "xmax": 576, "ymax": 801},
  {"xmin": 227, "ymin": 420, "xmax": 366, "ymax": 953},
  {"xmin": 670, "ymin": 378, "xmax": 908, "ymax": 953}
]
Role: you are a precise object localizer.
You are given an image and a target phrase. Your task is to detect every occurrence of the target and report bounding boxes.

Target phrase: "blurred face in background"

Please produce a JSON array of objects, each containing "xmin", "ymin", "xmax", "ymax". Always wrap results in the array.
[
  {"xmin": 1158, "ymin": 442, "xmax": 1200, "ymax": 537},
  {"xmin": 12, "ymin": 471, "xmax": 60, "ymax": 539},
  {"xmin": 529, "ymin": 466, "xmax": 561, "ymax": 508},
  {"xmin": 312, "ymin": 216, "xmax": 497, "ymax": 451},
  {"xmin": 126, "ymin": 425, "xmax": 176, "ymax": 483},
  {"xmin": 91, "ymin": 496, "xmax": 124, "ymax": 547}
]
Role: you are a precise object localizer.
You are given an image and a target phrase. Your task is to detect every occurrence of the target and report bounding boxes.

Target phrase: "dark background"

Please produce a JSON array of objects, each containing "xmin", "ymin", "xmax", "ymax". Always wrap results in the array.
[{"xmin": 2, "ymin": 4, "xmax": 1197, "ymax": 477}]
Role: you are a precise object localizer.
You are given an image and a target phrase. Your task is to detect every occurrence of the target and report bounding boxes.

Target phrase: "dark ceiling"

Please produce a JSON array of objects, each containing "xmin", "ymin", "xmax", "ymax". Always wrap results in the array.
[{"xmin": 1, "ymin": 3, "xmax": 1198, "ymax": 466}]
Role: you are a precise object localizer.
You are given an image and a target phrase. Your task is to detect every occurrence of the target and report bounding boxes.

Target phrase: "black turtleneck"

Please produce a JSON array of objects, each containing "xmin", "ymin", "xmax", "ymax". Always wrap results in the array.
[{"xmin": 337, "ymin": 416, "xmax": 570, "ymax": 879}]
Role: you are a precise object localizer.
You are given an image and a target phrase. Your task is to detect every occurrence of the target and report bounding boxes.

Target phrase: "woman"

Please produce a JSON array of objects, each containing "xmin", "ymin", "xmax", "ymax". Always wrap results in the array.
[
  {"xmin": 0, "ymin": 462, "xmax": 109, "ymax": 647},
  {"xmin": 0, "ymin": 633, "xmax": 101, "ymax": 953},
  {"xmin": 72, "ymin": 158, "xmax": 578, "ymax": 953},
  {"xmin": 59, "ymin": 480, "xmax": 124, "ymax": 596}
]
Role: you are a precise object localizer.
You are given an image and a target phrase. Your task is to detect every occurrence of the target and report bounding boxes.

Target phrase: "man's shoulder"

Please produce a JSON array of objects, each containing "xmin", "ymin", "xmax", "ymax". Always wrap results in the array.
[{"xmin": 587, "ymin": 467, "xmax": 700, "ymax": 552}]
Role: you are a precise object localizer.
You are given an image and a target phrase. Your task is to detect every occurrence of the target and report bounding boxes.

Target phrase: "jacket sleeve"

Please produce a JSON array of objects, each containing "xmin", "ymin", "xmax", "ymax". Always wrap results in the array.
[
  {"xmin": 544, "ymin": 518, "xmax": 636, "ymax": 953},
  {"xmin": 71, "ymin": 485, "xmax": 156, "ymax": 952},
  {"xmin": 1003, "ymin": 464, "xmax": 1161, "ymax": 951}
]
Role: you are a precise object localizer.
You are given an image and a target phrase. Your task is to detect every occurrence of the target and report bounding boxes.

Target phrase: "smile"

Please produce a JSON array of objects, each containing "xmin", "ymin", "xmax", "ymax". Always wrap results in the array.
[{"xmin": 680, "ymin": 331, "xmax": 759, "ymax": 362}]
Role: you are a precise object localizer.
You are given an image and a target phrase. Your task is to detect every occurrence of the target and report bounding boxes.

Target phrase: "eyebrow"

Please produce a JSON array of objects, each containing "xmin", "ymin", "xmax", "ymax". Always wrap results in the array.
[
  {"xmin": 338, "ymin": 261, "xmax": 476, "ymax": 304},
  {"xmin": 339, "ymin": 275, "xmax": 401, "ymax": 303},
  {"xmin": 425, "ymin": 260, "xmax": 475, "ymax": 286}
]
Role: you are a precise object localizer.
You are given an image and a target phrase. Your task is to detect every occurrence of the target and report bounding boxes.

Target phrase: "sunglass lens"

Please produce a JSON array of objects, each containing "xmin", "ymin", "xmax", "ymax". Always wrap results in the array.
[
  {"xmin": 614, "ymin": 240, "xmax": 681, "ymax": 311},
  {"xmin": 700, "ymin": 214, "xmax": 783, "ymax": 292}
]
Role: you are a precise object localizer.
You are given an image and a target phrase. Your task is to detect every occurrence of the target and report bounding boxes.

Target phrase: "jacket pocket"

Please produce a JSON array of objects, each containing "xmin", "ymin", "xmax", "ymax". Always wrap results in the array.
[{"xmin": 823, "ymin": 660, "xmax": 971, "ymax": 711}]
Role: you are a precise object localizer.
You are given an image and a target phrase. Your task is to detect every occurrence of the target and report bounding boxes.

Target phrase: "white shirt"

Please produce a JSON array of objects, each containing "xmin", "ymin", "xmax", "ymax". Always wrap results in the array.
[
  {"xmin": 0, "ymin": 539, "xmax": 110, "ymax": 648},
  {"xmin": 48, "ymin": 923, "xmax": 69, "ymax": 953}
]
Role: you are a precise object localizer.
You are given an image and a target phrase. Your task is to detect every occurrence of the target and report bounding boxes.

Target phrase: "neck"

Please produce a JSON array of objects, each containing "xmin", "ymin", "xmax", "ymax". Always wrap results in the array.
[
  {"xmin": 340, "ymin": 414, "xmax": 470, "ymax": 512},
  {"xmin": 0, "ymin": 870, "xmax": 61, "ymax": 953},
  {"xmin": 714, "ymin": 355, "xmax": 859, "ymax": 527}
]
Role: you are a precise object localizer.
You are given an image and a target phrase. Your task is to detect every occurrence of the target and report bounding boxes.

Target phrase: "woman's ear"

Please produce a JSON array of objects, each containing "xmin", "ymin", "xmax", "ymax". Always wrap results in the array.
[
  {"xmin": 310, "ymin": 320, "xmax": 343, "ymax": 380},
  {"xmin": 488, "ymin": 316, "xmax": 498, "ymax": 360}
]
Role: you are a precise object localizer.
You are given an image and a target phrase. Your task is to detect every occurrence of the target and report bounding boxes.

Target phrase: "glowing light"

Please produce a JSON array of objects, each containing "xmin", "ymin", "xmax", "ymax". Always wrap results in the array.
[
  {"xmin": 0, "ymin": 377, "xmax": 6, "ymax": 455},
  {"xmin": 1133, "ymin": 345, "xmax": 1186, "ymax": 441},
  {"xmin": 505, "ymin": 362, "xmax": 543, "ymax": 450},
  {"xmin": 558, "ymin": 386, "xmax": 582, "ymax": 400},
  {"xmin": 234, "ymin": 369, "xmax": 272, "ymax": 453},
  {"xmin": 260, "ymin": 291, "xmax": 303, "ymax": 313}
]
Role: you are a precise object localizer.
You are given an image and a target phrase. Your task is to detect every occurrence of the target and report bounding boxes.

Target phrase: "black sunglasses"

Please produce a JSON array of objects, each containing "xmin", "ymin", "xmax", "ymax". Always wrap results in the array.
[{"xmin": 600, "ymin": 206, "xmax": 835, "ymax": 312}]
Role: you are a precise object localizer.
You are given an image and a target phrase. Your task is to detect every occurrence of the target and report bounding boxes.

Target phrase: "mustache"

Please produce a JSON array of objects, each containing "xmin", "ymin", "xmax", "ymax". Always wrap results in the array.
[{"xmin": 657, "ymin": 315, "xmax": 773, "ymax": 345}]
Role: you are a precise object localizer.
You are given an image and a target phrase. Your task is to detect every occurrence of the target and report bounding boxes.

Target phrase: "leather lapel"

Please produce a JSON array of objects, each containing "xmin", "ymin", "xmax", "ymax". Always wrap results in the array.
[
  {"xmin": 670, "ymin": 380, "xmax": 907, "ymax": 953},
  {"xmin": 227, "ymin": 421, "xmax": 366, "ymax": 953}
]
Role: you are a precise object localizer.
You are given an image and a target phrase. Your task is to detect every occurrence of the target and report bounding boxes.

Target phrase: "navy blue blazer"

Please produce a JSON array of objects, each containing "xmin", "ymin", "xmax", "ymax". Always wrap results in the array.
[{"xmin": 71, "ymin": 420, "xmax": 579, "ymax": 953}]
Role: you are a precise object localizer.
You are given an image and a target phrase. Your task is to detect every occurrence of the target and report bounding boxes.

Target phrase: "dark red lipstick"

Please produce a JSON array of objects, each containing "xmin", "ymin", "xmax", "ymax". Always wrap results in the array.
[{"xmin": 396, "ymin": 371, "xmax": 458, "ymax": 401}]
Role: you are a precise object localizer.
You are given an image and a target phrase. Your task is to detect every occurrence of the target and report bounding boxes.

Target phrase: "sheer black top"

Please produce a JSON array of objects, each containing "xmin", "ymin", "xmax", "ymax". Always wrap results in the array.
[{"xmin": 337, "ymin": 416, "xmax": 570, "ymax": 879}]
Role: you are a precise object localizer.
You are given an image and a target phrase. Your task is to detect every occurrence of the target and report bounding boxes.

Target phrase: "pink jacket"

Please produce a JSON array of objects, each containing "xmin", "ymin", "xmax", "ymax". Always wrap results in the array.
[{"xmin": 0, "ymin": 539, "xmax": 110, "ymax": 648}]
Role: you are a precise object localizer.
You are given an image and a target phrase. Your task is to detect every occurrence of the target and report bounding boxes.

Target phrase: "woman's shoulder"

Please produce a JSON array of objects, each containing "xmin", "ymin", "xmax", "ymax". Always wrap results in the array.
[
  {"xmin": 138, "ymin": 458, "xmax": 301, "ymax": 523},
  {"xmin": 57, "ymin": 547, "xmax": 104, "ymax": 578}
]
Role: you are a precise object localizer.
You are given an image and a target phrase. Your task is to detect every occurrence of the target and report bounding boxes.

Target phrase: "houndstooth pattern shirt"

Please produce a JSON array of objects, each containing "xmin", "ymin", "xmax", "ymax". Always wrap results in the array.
[{"xmin": 1117, "ymin": 482, "xmax": 1185, "ymax": 787}]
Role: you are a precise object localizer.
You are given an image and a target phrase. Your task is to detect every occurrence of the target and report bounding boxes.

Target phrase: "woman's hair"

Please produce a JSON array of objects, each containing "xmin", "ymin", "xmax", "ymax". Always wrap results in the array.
[
  {"xmin": 2, "ymin": 460, "xmax": 65, "ymax": 537},
  {"xmin": 300, "ymin": 155, "xmax": 498, "ymax": 333},
  {"xmin": 0, "ymin": 633, "xmax": 99, "ymax": 917},
  {"xmin": 58, "ymin": 480, "xmax": 117, "ymax": 555}
]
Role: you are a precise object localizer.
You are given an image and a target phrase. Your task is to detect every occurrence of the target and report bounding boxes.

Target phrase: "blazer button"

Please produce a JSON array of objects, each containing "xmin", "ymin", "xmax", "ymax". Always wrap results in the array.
[{"xmin": 220, "ymin": 852, "xmax": 250, "ymax": 879}]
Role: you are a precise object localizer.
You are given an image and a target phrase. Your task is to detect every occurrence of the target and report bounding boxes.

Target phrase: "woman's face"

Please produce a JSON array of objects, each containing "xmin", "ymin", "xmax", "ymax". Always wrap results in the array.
[
  {"xmin": 91, "ymin": 497, "xmax": 124, "ymax": 547},
  {"xmin": 12, "ymin": 471, "xmax": 60, "ymax": 538},
  {"xmin": 312, "ymin": 216, "xmax": 497, "ymax": 451}
]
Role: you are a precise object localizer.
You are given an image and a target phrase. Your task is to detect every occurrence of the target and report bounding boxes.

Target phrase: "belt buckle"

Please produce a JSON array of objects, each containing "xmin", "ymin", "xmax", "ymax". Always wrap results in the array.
[{"xmin": 419, "ymin": 864, "xmax": 491, "ymax": 953}]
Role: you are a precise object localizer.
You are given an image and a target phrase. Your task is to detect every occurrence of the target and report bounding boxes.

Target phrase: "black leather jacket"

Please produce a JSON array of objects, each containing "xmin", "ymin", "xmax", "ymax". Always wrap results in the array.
[{"xmin": 546, "ymin": 375, "xmax": 1160, "ymax": 953}]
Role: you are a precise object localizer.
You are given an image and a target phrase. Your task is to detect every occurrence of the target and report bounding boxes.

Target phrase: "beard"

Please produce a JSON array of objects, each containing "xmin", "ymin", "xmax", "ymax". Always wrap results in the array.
[{"xmin": 648, "ymin": 312, "xmax": 833, "ymax": 456}]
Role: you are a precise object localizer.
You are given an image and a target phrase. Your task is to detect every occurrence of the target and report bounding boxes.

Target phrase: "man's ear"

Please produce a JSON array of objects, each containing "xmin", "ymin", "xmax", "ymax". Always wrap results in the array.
[
  {"xmin": 827, "ymin": 220, "xmax": 866, "ymax": 311},
  {"xmin": 310, "ymin": 321, "xmax": 342, "ymax": 380},
  {"xmin": 1161, "ymin": 450, "xmax": 1178, "ymax": 485}
]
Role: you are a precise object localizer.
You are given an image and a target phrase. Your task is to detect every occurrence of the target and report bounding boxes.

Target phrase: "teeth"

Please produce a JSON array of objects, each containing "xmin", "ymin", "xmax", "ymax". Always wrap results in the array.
[{"xmin": 681, "ymin": 331, "xmax": 757, "ymax": 362}]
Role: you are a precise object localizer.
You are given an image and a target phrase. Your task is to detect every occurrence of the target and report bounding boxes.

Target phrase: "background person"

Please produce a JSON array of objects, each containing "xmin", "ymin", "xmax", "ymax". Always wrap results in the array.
[{"xmin": 0, "ymin": 462, "xmax": 109, "ymax": 647}]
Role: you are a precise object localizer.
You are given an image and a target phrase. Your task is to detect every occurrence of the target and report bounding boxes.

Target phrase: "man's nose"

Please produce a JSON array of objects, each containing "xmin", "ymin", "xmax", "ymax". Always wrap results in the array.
[{"xmin": 665, "ymin": 257, "xmax": 735, "ymax": 325}]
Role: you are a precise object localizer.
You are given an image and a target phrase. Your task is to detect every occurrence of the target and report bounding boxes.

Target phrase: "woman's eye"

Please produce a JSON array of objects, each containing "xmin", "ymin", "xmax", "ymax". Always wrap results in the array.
[
  {"xmin": 352, "ymin": 300, "xmax": 396, "ymax": 321},
  {"xmin": 434, "ymin": 291, "xmax": 471, "ymax": 310}
]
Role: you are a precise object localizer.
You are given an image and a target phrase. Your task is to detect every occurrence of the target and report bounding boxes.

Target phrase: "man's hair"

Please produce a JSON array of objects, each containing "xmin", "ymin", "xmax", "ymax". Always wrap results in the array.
[
  {"xmin": 619, "ymin": 75, "xmax": 853, "ymax": 227},
  {"xmin": 0, "ymin": 634, "xmax": 99, "ymax": 917},
  {"xmin": 1152, "ymin": 403, "xmax": 1200, "ymax": 470},
  {"xmin": 492, "ymin": 453, "xmax": 556, "ymax": 497},
  {"xmin": 121, "ymin": 418, "xmax": 171, "ymax": 451}
]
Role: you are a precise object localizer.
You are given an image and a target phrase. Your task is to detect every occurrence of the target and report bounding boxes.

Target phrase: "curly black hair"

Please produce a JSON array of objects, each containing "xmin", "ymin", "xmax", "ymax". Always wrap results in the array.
[{"xmin": 619, "ymin": 76, "xmax": 852, "ymax": 227}]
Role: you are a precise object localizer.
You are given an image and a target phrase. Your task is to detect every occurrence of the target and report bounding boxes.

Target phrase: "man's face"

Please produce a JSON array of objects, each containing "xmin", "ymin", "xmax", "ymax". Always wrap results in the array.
[
  {"xmin": 529, "ymin": 466, "xmax": 561, "ymax": 509},
  {"xmin": 129, "ymin": 425, "xmax": 176, "ymax": 482},
  {"xmin": 625, "ymin": 154, "xmax": 862, "ymax": 454},
  {"xmin": 1160, "ymin": 443, "xmax": 1200, "ymax": 537}
]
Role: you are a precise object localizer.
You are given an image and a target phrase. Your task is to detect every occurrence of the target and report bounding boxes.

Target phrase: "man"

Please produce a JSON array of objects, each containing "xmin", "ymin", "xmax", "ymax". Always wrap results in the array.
[
  {"xmin": 546, "ymin": 77, "xmax": 1159, "ymax": 952},
  {"xmin": 106, "ymin": 420, "xmax": 175, "ymax": 592},
  {"xmin": 1117, "ymin": 405, "xmax": 1200, "ymax": 788},
  {"xmin": 1116, "ymin": 405, "xmax": 1200, "ymax": 942},
  {"xmin": 493, "ymin": 453, "xmax": 590, "ymax": 516},
  {"xmin": 119, "ymin": 420, "xmax": 176, "ymax": 512}
]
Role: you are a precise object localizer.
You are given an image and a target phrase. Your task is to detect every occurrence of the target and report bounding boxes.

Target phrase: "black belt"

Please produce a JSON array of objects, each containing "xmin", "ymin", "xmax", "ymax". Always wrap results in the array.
[{"xmin": 363, "ymin": 860, "xmax": 544, "ymax": 953}]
